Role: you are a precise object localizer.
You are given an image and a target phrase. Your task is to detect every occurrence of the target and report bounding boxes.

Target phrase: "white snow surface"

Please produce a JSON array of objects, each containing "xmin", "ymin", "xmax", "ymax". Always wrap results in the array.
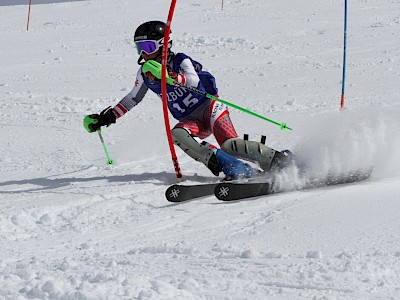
[{"xmin": 1, "ymin": 0, "xmax": 400, "ymax": 299}]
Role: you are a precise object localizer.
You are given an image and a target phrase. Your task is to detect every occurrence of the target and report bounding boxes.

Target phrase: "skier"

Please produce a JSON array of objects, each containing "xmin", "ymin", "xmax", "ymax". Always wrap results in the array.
[{"xmin": 84, "ymin": 21, "xmax": 291, "ymax": 180}]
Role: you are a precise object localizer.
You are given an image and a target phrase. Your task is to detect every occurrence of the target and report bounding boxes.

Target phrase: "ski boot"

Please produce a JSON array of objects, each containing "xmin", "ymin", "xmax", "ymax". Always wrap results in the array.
[
  {"xmin": 214, "ymin": 149, "xmax": 256, "ymax": 181},
  {"xmin": 270, "ymin": 149, "xmax": 295, "ymax": 171},
  {"xmin": 221, "ymin": 135, "xmax": 295, "ymax": 172}
]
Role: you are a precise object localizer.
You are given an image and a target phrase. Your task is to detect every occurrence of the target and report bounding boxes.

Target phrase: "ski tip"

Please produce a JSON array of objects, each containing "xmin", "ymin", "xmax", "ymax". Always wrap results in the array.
[
  {"xmin": 214, "ymin": 182, "xmax": 239, "ymax": 201},
  {"xmin": 165, "ymin": 185, "xmax": 181, "ymax": 202}
]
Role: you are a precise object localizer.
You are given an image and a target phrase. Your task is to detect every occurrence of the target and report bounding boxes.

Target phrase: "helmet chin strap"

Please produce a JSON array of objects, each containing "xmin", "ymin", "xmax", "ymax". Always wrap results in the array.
[
  {"xmin": 137, "ymin": 55, "xmax": 145, "ymax": 65},
  {"xmin": 167, "ymin": 50, "xmax": 175, "ymax": 63}
]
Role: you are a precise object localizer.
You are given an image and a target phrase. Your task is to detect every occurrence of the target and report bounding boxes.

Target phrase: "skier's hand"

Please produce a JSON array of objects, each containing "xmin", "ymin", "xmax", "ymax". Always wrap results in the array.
[
  {"xmin": 142, "ymin": 60, "xmax": 163, "ymax": 80},
  {"xmin": 142, "ymin": 60, "xmax": 174, "ymax": 84},
  {"xmin": 83, "ymin": 106, "xmax": 116, "ymax": 133}
]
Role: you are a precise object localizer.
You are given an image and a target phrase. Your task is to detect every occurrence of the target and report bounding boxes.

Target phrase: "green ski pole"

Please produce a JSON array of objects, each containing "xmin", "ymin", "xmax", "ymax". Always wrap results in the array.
[
  {"xmin": 142, "ymin": 60, "xmax": 292, "ymax": 131},
  {"xmin": 180, "ymin": 86, "xmax": 292, "ymax": 131},
  {"xmin": 97, "ymin": 130, "xmax": 115, "ymax": 165}
]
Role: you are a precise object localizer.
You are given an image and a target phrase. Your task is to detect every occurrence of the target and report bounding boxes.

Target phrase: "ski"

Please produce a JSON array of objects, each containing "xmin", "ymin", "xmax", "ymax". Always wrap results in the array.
[
  {"xmin": 165, "ymin": 183, "xmax": 219, "ymax": 202},
  {"xmin": 215, "ymin": 168, "xmax": 373, "ymax": 201},
  {"xmin": 215, "ymin": 182, "xmax": 273, "ymax": 201}
]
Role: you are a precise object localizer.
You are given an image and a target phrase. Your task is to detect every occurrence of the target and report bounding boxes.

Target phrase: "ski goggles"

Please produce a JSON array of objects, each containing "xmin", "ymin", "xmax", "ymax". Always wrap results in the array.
[{"xmin": 135, "ymin": 40, "xmax": 161, "ymax": 56}]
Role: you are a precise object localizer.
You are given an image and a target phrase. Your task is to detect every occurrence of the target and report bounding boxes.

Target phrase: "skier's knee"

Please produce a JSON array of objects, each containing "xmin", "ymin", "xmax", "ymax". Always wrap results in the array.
[
  {"xmin": 171, "ymin": 127, "xmax": 191, "ymax": 146},
  {"xmin": 171, "ymin": 127, "xmax": 219, "ymax": 175}
]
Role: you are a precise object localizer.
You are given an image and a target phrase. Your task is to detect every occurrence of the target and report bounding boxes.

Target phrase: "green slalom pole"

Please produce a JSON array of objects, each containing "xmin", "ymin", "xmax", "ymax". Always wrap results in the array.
[
  {"xmin": 142, "ymin": 60, "xmax": 292, "ymax": 131},
  {"xmin": 97, "ymin": 130, "xmax": 115, "ymax": 165}
]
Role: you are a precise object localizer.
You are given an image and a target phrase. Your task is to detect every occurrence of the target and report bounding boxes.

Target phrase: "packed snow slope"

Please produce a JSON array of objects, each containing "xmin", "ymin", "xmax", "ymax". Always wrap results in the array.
[{"xmin": 1, "ymin": 0, "xmax": 400, "ymax": 299}]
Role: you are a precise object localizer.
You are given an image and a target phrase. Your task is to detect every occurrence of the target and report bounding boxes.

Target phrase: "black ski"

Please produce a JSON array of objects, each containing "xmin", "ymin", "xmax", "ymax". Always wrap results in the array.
[
  {"xmin": 215, "ymin": 168, "xmax": 373, "ymax": 201},
  {"xmin": 215, "ymin": 182, "xmax": 273, "ymax": 201},
  {"xmin": 165, "ymin": 183, "xmax": 218, "ymax": 202}
]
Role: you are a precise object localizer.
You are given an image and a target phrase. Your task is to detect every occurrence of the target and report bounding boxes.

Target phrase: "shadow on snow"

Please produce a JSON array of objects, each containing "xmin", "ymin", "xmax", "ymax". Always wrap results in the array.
[{"xmin": 0, "ymin": 171, "xmax": 214, "ymax": 194}]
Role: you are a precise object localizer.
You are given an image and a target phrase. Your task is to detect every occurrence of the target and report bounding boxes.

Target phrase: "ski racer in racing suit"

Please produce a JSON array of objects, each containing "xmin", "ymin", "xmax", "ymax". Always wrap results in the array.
[{"xmin": 84, "ymin": 21, "xmax": 291, "ymax": 180}]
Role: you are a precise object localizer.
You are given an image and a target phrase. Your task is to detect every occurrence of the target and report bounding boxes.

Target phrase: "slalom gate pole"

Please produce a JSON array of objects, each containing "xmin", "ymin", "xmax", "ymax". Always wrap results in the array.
[
  {"xmin": 340, "ymin": 0, "xmax": 348, "ymax": 109},
  {"xmin": 162, "ymin": 0, "xmax": 183, "ymax": 180},
  {"xmin": 27, "ymin": 0, "xmax": 32, "ymax": 31},
  {"xmin": 97, "ymin": 130, "xmax": 114, "ymax": 165}
]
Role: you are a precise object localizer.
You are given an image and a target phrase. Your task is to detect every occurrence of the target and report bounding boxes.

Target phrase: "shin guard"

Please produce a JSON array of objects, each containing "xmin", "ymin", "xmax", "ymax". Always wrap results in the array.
[
  {"xmin": 172, "ymin": 128, "xmax": 221, "ymax": 176},
  {"xmin": 221, "ymin": 137, "xmax": 277, "ymax": 171}
]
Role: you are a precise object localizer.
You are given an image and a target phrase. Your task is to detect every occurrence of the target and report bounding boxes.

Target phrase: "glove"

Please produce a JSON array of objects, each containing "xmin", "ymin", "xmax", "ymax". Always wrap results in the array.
[
  {"xmin": 142, "ymin": 60, "xmax": 174, "ymax": 84},
  {"xmin": 83, "ymin": 106, "xmax": 116, "ymax": 133}
]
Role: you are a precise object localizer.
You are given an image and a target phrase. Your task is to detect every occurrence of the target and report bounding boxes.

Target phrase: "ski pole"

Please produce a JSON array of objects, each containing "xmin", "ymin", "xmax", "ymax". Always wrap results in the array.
[
  {"xmin": 97, "ymin": 130, "xmax": 115, "ymax": 165},
  {"xmin": 175, "ymin": 82, "xmax": 292, "ymax": 131},
  {"xmin": 142, "ymin": 60, "xmax": 292, "ymax": 131}
]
